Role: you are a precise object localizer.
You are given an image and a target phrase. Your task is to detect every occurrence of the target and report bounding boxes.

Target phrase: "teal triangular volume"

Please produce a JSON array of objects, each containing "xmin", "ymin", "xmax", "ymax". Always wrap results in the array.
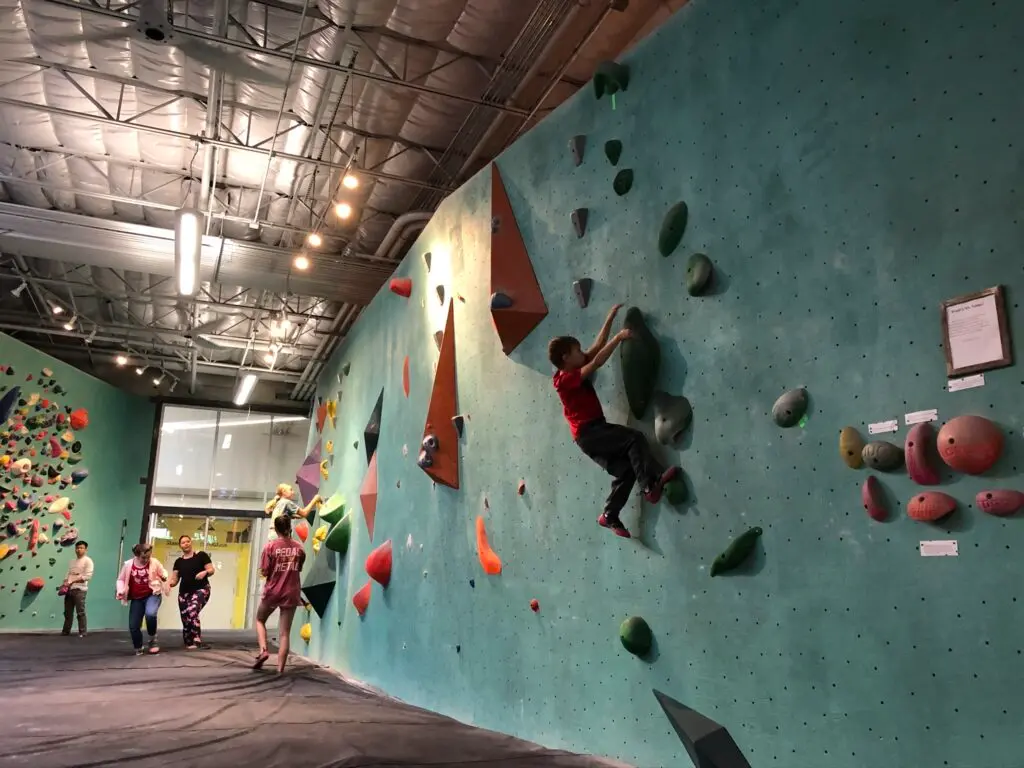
[{"xmin": 300, "ymin": 550, "xmax": 338, "ymax": 618}]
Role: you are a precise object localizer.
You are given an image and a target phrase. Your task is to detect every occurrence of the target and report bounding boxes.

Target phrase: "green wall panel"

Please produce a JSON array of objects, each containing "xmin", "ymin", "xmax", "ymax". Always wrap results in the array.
[
  {"xmin": 0, "ymin": 333, "xmax": 154, "ymax": 630},
  {"xmin": 301, "ymin": 1, "xmax": 1024, "ymax": 765}
]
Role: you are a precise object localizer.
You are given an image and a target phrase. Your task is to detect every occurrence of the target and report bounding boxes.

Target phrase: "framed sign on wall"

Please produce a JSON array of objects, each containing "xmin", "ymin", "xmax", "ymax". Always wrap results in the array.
[{"xmin": 940, "ymin": 285, "xmax": 1013, "ymax": 377}]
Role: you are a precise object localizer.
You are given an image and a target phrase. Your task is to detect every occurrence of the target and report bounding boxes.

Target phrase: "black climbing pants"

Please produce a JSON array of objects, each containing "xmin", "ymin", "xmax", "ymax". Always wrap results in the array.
[
  {"xmin": 63, "ymin": 588, "xmax": 87, "ymax": 634},
  {"xmin": 576, "ymin": 419, "xmax": 663, "ymax": 520}
]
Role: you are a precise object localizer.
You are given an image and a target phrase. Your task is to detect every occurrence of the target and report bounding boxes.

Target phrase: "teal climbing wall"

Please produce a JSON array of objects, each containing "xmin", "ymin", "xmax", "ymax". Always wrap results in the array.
[
  {"xmin": 301, "ymin": 1, "xmax": 1024, "ymax": 765},
  {"xmin": 0, "ymin": 333, "xmax": 153, "ymax": 631}
]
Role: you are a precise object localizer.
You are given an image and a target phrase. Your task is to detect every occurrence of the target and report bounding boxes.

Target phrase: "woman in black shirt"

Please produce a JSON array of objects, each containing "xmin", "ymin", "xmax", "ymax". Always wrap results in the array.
[{"xmin": 169, "ymin": 535, "xmax": 214, "ymax": 649}]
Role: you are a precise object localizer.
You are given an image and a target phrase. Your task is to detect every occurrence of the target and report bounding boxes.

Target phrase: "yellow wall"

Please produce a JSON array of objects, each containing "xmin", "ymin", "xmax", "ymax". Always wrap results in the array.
[{"xmin": 150, "ymin": 516, "xmax": 255, "ymax": 629}]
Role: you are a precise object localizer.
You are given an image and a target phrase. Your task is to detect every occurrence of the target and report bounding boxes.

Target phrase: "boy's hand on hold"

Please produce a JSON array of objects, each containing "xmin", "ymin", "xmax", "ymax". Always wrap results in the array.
[{"xmin": 610, "ymin": 303, "xmax": 624, "ymax": 316}]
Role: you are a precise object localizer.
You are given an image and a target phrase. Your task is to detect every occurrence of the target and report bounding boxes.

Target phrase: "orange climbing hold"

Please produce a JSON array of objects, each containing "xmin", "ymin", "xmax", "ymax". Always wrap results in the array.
[
  {"xmin": 295, "ymin": 520, "xmax": 309, "ymax": 542},
  {"xmin": 316, "ymin": 400, "xmax": 328, "ymax": 433},
  {"xmin": 353, "ymin": 580, "xmax": 372, "ymax": 616},
  {"xmin": 475, "ymin": 516, "xmax": 502, "ymax": 575},
  {"xmin": 25, "ymin": 576, "xmax": 44, "ymax": 592},
  {"xmin": 69, "ymin": 409, "xmax": 88, "ymax": 430},
  {"xmin": 366, "ymin": 539, "xmax": 392, "ymax": 588},
  {"xmin": 402, "ymin": 356, "xmax": 410, "ymax": 398}
]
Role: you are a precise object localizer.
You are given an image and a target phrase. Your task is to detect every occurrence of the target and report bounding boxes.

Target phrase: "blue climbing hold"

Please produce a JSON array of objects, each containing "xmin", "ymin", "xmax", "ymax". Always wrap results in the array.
[{"xmin": 489, "ymin": 292, "xmax": 513, "ymax": 310}]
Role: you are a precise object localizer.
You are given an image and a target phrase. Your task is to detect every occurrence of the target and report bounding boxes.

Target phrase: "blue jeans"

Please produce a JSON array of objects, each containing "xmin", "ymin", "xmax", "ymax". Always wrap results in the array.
[{"xmin": 128, "ymin": 594, "xmax": 161, "ymax": 649}]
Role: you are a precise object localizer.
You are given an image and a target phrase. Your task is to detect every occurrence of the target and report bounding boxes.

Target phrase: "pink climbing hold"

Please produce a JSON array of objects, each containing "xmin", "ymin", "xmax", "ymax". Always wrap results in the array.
[
  {"xmin": 366, "ymin": 539, "xmax": 393, "ymax": 588},
  {"xmin": 530, "ymin": 599, "xmax": 540, "ymax": 613},
  {"xmin": 353, "ymin": 581, "xmax": 372, "ymax": 616},
  {"xmin": 904, "ymin": 422, "xmax": 940, "ymax": 485},
  {"xmin": 517, "ymin": 480, "xmax": 526, "ymax": 496},
  {"xmin": 389, "ymin": 277, "xmax": 412, "ymax": 298},
  {"xmin": 862, "ymin": 476, "xmax": 887, "ymax": 522},
  {"xmin": 976, "ymin": 489, "xmax": 1024, "ymax": 517}
]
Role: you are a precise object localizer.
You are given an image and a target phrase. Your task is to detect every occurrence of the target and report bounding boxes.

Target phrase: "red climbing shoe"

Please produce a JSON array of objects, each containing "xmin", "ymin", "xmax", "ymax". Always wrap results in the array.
[
  {"xmin": 252, "ymin": 650, "xmax": 270, "ymax": 670},
  {"xmin": 598, "ymin": 514, "xmax": 632, "ymax": 538},
  {"xmin": 643, "ymin": 466, "xmax": 680, "ymax": 504}
]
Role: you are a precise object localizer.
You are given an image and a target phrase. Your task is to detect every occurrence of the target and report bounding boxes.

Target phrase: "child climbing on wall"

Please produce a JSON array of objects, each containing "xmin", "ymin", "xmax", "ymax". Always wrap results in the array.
[
  {"xmin": 264, "ymin": 483, "xmax": 321, "ymax": 540},
  {"xmin": 549, "ymin": 303, "xmax": 679, "ymax": 539}
]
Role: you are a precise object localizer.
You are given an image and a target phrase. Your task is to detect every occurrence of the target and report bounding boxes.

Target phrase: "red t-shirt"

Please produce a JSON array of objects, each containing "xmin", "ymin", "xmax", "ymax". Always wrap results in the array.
[
  {"xmin": 553, "ymin": 368, "xmax": 604, "ymax": 440},
  {"xmin": 126, "ymin": 561, "xmax": 152, "ymax": 600},
  {"xmin": 260, "ymin": 538, "xmax": 306, "ymax": 608}
]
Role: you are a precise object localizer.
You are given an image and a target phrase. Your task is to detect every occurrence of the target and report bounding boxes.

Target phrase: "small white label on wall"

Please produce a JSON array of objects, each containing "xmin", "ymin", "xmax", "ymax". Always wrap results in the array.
[
  {"xmin": 948, "ymin": 374, "xmax": 985, "ymax": 392},
  {"xmin": 920, "ymin": 540, "xmax": 958, "ymax": 557},
  {"xmin": 905, "ymin": 409, "xmax": 938, "ymax": 425},
  {"xmin": 868, "ymin": 419, "xmax": 899, "ymax": 435}
]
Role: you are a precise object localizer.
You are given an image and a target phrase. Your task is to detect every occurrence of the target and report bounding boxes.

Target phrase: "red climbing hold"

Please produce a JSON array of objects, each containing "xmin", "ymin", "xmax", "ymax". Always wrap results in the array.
[
  {"xmin": 69, "ymin": 409, "xmax": 88, "ymax": 430},
  {"xmin": 353, "ymin": 580, "xmax": 372, "ymax": 616},
  {"xmin": 530, "ymin": 599, "xmax": 540, "ymax": 613},
  {"xmin": 389, "ymin": 277, "xmax": 412, "ymax": 298},
  {"xmin": 402, "ymin": 356, "xmax": 410, "ymax": 398},
  {"xmin": 366, "ymin": 539, "xmax": 392, "ymax": 588},
  {"xmin": 517, "ymin": 480, "xmax": 526, "ymax": 496},
  {"xmin": 295, "ymin": 520, "xmax": 309, "ymax": 542},
  {"xmin": 25, "ymin": 577, "xmax": 44, "ymax": 592}
]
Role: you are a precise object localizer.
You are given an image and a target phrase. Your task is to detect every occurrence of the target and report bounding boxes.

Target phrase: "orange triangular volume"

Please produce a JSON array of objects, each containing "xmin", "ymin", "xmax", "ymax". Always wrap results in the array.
[
  {"xmin": 360, "ymin": 451, "xmax": 379, "ymax": 541},
  {"xmin": 420, "ymin": 302, "xmax": 459, "ymax": 489},
  {"xmin": 491, "ymin": 163, "xmax": 548, "ymax": 355},
  {"xmin": 315, "ymin": 401, "xmax": 328, "ymax": 433}
]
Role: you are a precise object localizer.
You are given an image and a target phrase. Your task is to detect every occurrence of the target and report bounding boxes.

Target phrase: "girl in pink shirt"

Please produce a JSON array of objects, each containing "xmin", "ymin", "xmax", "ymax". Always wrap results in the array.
[{"xmin": 253, "ymin": 514, "xmax": 306, "ymax": 673}]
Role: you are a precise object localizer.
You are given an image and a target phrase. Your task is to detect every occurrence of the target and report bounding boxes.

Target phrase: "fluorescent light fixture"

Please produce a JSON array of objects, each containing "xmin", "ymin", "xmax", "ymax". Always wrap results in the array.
[
  {"xmin": 62, "ymin": 315, "xmax": 77, "ymax": 331},
  {"xmin": 293, "ymin": 254, "xmax": 310, "ymax": 271},
  {"xmin": 233, "ymin": 372, "xmax": 258, "ymax": 406},
  {"xmin": 335, "ymin": 202, "xmax": 352, "ymax": 219},
  {"xmin": 51, "ymin": 304, "xmax": 63, "ymax": 315},
  {"xmin": 221, "ymin": 433, "xmax": 232, "ymax": 450},
  {"xmin": 342, "ymin": 174, "xmax": 359, "ymax": 189},
  {"xmin": 160, "ymin": 415, "xmax": 305, "ymax": 433},
  {"xmin": 115, "ymin": 354, "xmax": 128, "ymax": 366},
  {"xmin": 174, "ymin": 207, "xmax": 202, "ymax": 297}
]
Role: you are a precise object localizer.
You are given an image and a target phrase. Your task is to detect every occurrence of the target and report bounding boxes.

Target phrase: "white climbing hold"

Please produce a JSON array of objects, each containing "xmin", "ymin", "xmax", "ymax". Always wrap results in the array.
[
  {"xmin": 406, "ymin": 534, "xmax": 414, "ymax": 550},
  {"xmin": 402, "ymin": 444, "xmax": 408, "ymax": 457}
]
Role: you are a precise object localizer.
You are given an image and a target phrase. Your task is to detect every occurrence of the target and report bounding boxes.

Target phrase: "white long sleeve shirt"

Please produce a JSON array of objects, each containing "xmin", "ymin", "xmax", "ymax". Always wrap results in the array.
[{"xmin": 65, "ymin": 556, "xmax": 94, "ymax": 592}]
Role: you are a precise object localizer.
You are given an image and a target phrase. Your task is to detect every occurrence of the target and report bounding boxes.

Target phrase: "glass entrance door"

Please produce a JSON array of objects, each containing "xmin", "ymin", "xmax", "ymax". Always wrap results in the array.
[{"xmin": 148, "ymin": 513, "xmax": 261, "ymax": 631}]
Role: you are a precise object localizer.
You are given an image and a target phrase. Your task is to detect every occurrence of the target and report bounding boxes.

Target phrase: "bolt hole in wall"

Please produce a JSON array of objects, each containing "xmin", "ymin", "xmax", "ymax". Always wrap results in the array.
[
  {"xmin": 297, "ymin": 1, "xmax": 1024, "ymax": 767},
  {"xmin": 148, "ymin": 406, "xmax": 309, "ymax": 629}
]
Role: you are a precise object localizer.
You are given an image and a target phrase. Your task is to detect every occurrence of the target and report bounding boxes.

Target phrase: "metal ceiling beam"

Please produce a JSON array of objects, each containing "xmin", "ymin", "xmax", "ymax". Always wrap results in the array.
[
  {"xmin": 38, "ymin": 0, "xmax": 532, "ymax": 116},
  {"xmin": 0, "ymin": 92, "xmax": 448, "ymax": 195},
  {"xmin": 0, "ymin": 202, "xmax": 394, "ymax": 305}
]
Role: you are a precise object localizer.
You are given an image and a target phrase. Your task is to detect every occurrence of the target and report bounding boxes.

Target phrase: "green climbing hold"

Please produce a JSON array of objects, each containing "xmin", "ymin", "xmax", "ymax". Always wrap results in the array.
[
  {"xmin": 619, "ymin": 616, "xmax": 652, "ymax": 656},
  {"xmin": 710, "ymin": 527, "xmax": 762, "ymax": 577},
  {"xmin": 604, "ymin": 140, "xmax": 622, "ymax": 166},
  {"xmin": 613, "ymin": 169, "xmax": 633, "ymax": 196},
  {"xmin": 685, "ymin": 253, "xmax": 713, "ymax": 296},
  {"xmin": 658, "ymin": 202, "xmax": 688, "ymax": 258},
  {"xmin": 619, "ymin": 307, "xmax": 660, "ymax": 419},
  {"xmin": 771, "ymin": 388, "xmax": 808, "ymax": 428},
  {"xmin": 319, "ymin": 493, "xmax": 346, "ymax": 525},
  {"xmin": 593, "ymin": 61, "xmax": 630, "ymax": 100},
  {"xmin": 323, "ymin": 512, "xmax": 352, "ymax": 556},
  {"xmin": 664, "ymin": 478, "xmax": 687, "ymax": 505}
]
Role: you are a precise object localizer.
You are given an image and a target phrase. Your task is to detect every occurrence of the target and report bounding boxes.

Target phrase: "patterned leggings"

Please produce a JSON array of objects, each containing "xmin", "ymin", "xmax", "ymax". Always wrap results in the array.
[{"xmin": 178, "ymin": 587, "xmax": 210, "ymax": 646}]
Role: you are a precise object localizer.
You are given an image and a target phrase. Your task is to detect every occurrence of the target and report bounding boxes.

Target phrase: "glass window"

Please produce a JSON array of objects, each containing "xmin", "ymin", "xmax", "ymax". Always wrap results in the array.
[{"xmin": 152, "ymin": 405, "xmax": 219, "ymax": 507}]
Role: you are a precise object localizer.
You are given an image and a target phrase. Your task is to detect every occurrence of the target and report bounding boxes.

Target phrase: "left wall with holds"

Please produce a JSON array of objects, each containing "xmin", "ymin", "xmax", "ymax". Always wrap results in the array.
[{"xmin": 0, "ymin": 333, "xmax": 154, "ymax": 630}]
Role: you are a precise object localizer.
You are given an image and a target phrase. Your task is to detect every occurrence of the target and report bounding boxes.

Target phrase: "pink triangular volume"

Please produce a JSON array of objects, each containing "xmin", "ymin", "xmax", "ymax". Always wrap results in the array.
[{"xmin": 360, "ymin": 451, "xmax": 379, "ymax": 541}]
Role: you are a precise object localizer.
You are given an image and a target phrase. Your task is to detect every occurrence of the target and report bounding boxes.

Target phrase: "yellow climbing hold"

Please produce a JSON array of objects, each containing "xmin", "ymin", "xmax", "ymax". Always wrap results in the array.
[
  {"xmin": 326, "ymin": 399, "xmax": 337, "ymax": 428},
  {"xmin": 300, "ymin": 623, "xmax": 311, "ymax": 642},
  {"xmin": 61, "ymin": 430, "xmax": 74, "ymax": 443},
  {"xmin": 312, "ymin": 524, "xmax": 329, "ymax": 554},
  {"xmin": 49, "ymin": 497, "xmax": 70, "ymax": 515},
  {"xmin": 26, "ymin": 393, "xmax": 39, "ymax": 407},
  {"xmin": 0, "ymin": 544, "xmax": 9, "ymax": 560},
  {"xmin": 325, "ymin": 440, "xmax": 334, "ymax": 454},
  {"xmin": 0, "ymin": 455, "xmax": 10, "ymax": 467},
  {"xmin": 319, "ymin": 459, "xmax": 329, "ymax": 480}
]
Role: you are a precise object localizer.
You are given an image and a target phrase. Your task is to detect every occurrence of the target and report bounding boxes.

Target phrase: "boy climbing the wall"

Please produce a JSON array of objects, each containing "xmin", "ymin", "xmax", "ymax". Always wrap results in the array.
[{"xmin": 549, "ymin": 304, "xmax": 679, "ymax": 539}]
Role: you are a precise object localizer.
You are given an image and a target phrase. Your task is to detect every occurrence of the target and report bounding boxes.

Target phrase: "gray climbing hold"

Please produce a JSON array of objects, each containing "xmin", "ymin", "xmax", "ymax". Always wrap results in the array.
[
  {"xmin": 569, "ymin": 135, "xmax": 585, "ymax": 166},
  {"xmin": 452, "ymin": 415, "xmax": 465, "ymax": 438},
  {"xmin": 433, "ymin": 330, "xmax": 443, "ymax": 350},
  {"xmin": 491, "ymin": 216, "xmax": 500, "ymax": 234},
  {"xmin": 862, "ymin": 441, "xmax": 904, "ymax": 472},
  {"xmin": 571, "ymin": 208, "xmax": 588, "ymax": 238},
  {"xmin": 604, "ymin": 140, "xmax": 622, "ymax": 166},
  {"xmin": 653, "ymin": 392, "xmax": 692, "ymax": 445},
  {"xmin": 658, "ymin": 201, "xmax": 689, "ymax": 257},
  {"xmin": 424, "ymin": 251, "xmax": 432, "ymax": 271},
  {"xmin": 771, "ymin": 388, "xmax": 808, "ymax": 428},
  {"xmin": 436, "ymin": 285, "xmax": 445, "ymax": 305},
  {"xmin": 613, "ymin": 169, "xmax": 633, "ymax": 196},
  {"xmin": 593, "ymin": 61, "xmax": 630, "ymax": 100},
  {"xmin": 686, "ymin": 253, "xmax": 713, "ymax": 296},
  {"xmin": 573, "ymin": 278, "xmax": 592, "ymax": 309},
  {"xmin": 490, "ymin": 292, "xmax": 513, "ymax": 310},
  {"xmin": 342, "ymin": 362, "xmax": 351, "ymax": 376}
]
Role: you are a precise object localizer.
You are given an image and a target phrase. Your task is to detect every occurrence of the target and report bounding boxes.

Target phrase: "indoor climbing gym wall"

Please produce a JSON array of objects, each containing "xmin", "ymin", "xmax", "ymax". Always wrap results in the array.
[
  {"xmin": 0, "ymin": 334, "xmax": 153, "ymax": 631},
  {"xmin": 298, "ymin": 1, "xmax": 1024, "ymax": 765}
]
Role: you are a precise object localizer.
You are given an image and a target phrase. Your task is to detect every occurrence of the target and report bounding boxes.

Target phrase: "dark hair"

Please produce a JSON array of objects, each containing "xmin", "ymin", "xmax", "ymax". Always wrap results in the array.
[
  {"xmin": 274, "ymin": 514, "xmax": 292, "ymax": 536},
  {"xmin": 548, "ymin": 336, "xmax": 580, "ymax": 368},
  {"xmin": 132, "ymin": 543, "xmax": 153, "ymax": 557},
  {"xmin": 75, "ymin": 540, "xmax": 88, "ymax": 549},
  {"xmin": 178, "ymin": 534, "xmax": 191, "ymax": 545}
]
